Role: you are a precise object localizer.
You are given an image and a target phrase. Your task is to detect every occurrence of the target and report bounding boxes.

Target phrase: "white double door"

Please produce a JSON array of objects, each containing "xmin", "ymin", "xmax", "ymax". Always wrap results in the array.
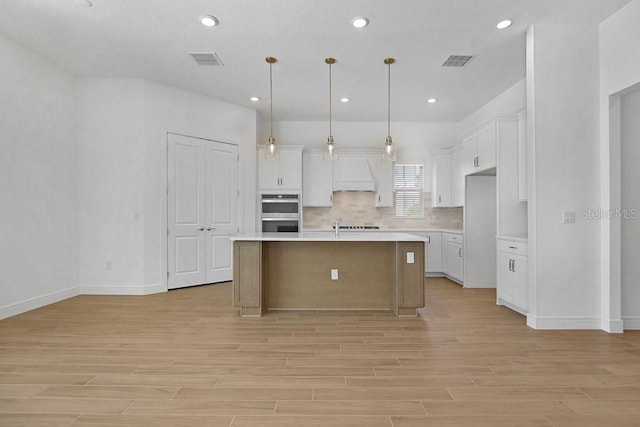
[{"xmin": 168, "ymin": 133, "xmax": 238, "ymax": 289}]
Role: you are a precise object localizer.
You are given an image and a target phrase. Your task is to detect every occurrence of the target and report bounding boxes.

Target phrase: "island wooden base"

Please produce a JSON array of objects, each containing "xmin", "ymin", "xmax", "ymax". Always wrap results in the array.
[{"xmin": 233, "ymin": 240, "xmax": 424, "ymax": 316}]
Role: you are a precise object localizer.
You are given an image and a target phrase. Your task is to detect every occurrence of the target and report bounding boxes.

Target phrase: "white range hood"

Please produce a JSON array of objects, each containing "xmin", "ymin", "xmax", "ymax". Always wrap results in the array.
[{"xmin": 332, "ymin": 154, "xmax": 377, "ymax": 192}]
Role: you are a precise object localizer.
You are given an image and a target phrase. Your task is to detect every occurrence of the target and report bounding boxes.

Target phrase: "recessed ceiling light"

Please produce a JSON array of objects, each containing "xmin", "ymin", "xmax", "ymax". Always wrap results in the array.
[
  {"xmin": 496, "ymin": 19, "xmax": 512, "ymax": 30},
  {"xmin": 250, "ymin": 96, "xmax": 260, "ymax": 102},
  {"xmin": 351, "ymin": 17, "xmax": 369, "ymax": 29},
  {"xmin": 199, "ymin": 15, "xmax": 219, "ymax": 27},
  {"xmin": 427, "ymin": 98, "xmax": 438, "ymax": 104},
  {"xmin": 74, "ymin": 0, "xmax": 93, "ymax": 6},
  {"xmin": 340, "ymin": 97, "xmax": 350, "ymax": 103}
]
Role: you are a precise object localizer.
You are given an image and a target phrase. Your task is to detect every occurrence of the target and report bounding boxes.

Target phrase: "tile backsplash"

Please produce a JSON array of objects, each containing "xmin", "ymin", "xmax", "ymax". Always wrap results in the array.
[{"xmin": 303, "ymin": 192, "xmax": 463, "ymax": 230}]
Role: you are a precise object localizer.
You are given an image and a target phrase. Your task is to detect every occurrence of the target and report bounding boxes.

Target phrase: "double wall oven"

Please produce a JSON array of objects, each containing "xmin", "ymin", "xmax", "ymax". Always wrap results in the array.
[{"xmin": 260, "ymin": 194, "xmax": 300, "ymax": 232}]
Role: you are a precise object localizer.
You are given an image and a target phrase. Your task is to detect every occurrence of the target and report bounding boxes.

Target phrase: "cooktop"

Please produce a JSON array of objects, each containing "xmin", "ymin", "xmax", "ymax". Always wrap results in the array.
[{"xmin": 331, "ymin": 225, "xmax": 380, "ymax": 230}]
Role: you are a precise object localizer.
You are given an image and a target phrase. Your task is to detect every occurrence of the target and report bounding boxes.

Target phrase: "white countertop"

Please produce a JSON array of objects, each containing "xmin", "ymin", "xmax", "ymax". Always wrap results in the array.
[
  {"xmin": 496, "ymin": 235, "xmax": 528, "ymax": 243},
  {"xmin": 231, "ymin": 232, "xmax": 427, "ymax": 242}
]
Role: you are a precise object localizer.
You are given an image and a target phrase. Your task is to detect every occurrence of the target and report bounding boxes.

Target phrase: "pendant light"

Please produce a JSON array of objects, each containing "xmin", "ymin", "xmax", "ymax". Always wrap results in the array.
[
  {"xmin": 325, "ymin": 57, "xmax": 336, "ymax": 159},
  {"xmin": 383, "ymin": 57, "xmax": 395, "ymax": 160},
  {"xmin": 265, "ymin": 56, "xmax": 279, "ymax": 157}
]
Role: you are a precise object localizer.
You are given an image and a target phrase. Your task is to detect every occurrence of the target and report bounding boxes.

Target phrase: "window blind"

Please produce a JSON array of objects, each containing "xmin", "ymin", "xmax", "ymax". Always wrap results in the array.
[{"xmin": 394, "ymin": 164, "xmax": 424, "ymax": 217}]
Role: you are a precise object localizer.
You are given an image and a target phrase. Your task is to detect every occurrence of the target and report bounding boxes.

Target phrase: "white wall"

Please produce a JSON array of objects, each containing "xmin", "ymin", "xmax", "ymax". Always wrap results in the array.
[
  {"xmin": 599, "ymin": 0, "xmax": 640, "ymax": 332},
  {"xmin": 77, "ymin": 79, "xmax": 257, "ymax": 294},
  {"xmin": 0, "ymin": 34, "xmax": 79, "ymax": 318},
  {"xmin": 458, "ymin": 79, "xmax": 526, "ymax": 136},
  {"xmin": 620, "ymin": 87, "xmax": 640, "ymax": 327},
  {"xmin": 77, "ymin": 80, "xmax": 146, "ymax": 293},
  {"xmin": 527, "ymin": 24, "xmax": 601, "ymax": 329}
]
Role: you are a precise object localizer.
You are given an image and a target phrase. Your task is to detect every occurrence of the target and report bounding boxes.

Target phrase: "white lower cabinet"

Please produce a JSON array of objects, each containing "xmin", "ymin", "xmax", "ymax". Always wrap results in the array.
[
  {"xmin": 442, "ymin": 232, "xmax": 464, "ymax": 283},
  {"xmin": 496, "ymin": 238, "xmax": 528, "ymax": 315},
  {"xmin": 426, "ymin": 232, "xmax": 442, "ymax": 273}
]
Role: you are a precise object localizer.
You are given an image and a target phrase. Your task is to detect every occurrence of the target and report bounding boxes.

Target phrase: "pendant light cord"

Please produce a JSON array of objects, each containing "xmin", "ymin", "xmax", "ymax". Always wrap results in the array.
[
  {"xmin": 269, "ymin": 61, "xmax": 274, "ymax": 140},
  {"xmin": 329, "ymin": 61, "xmax": 333, "ymax": 138},
  {"xmin": 387, "ymin": 60, "xmax": 391, "ymax": 139}
]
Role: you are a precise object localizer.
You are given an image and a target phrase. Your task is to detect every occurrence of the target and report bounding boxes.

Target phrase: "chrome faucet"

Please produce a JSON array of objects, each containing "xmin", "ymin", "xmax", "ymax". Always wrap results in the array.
[{"xmin": 334, "ymin": 218, "xmax": 342, "ymax": 237}]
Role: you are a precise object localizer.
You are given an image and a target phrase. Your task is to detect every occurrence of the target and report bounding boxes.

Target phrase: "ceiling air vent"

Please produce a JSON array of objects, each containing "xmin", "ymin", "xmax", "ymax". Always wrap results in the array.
[
  {"xmin": 189, "ymin": 52, "xmax": 224, "ymax": 66},
  {"xmin": 442, "ymin": 55, "xmax": 474, "ymax": 67}
]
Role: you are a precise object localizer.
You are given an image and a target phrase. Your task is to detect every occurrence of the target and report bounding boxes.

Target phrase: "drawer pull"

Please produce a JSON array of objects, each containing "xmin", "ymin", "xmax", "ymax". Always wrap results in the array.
[{"xmin": 508, "ymin": 246, "xmax": 518, "ymax": 250}]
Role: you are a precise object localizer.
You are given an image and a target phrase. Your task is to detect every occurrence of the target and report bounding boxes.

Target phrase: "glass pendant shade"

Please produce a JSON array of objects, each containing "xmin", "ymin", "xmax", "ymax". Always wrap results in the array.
[
  {"xmin": 267, "ymin": 135, "xmax": 277, "ymax": 156},
  {"xmin": 385, "ymin": 136, "xmax": 394, "ymax": 156},
  {"xmin": 326, "ymin": 136, "xmax": 335, "ymax": 157}
]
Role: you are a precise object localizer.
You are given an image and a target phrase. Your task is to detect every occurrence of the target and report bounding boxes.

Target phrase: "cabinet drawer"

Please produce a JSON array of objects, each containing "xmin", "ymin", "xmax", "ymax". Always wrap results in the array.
[
  {"xmin": 443, "ymin": 233, "xmax": 464, "ymax": 244},
  {"xmin": 497, "ymin": 239, "xmax": 528, "ymax": 256}
]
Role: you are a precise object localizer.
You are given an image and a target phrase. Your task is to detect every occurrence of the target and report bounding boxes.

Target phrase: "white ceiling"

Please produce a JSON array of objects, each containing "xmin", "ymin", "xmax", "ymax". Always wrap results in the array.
[{"xmin": 0, "ymin": 0, "xmax": 630, "ymax": 122}]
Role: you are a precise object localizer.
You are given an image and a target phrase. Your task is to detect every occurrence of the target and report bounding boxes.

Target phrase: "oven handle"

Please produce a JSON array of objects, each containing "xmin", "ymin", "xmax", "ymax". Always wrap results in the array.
[
  {"xmin": 261, "ymin": 199, "xmax": 300, "ymax": 204},
  {"xmin": 261, "ymin": 216, "xmax": 300, "ymax": 221}
]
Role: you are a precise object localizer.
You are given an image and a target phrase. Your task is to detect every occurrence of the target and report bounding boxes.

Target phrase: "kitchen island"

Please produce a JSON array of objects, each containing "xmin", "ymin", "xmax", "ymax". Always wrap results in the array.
[{"xmin": 231, "ymin": 232, "xmax": 425, "ymax": 316}]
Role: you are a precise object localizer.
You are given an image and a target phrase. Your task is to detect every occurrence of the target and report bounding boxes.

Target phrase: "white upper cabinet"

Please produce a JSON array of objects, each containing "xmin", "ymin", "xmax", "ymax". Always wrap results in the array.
[
  {"xmin": 451, "ymin": 148, "xmax": 465, "ymax": 207},
  {"xmin": 431, "ymin": 154, "xmax": 452, "ymax": 207},
  {"xmin": 476, "ymin": 123, "xmax": 497, "ymax": 172},
  {"xmin": 463, "ymin": 134, "xmax": 478, "ymax": 175},
  {"xmin": 302, "ymin": 151, "xmax": 333, "ymax": 207},
  {"xmin": 258, "ymin": 146, "xmax": 303, "ymax": 191},
  {"xmin": 375, "ymin": 158, "xmax": 394, "ymax": 207},
  {"xmin": 463, "ymin": 122, "xmax": 497, "ymax": 175}
]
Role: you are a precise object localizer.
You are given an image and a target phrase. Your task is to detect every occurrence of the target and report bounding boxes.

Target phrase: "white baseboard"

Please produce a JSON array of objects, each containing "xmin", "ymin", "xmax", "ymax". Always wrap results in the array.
[
  {"xmin": 78, "ymin": 283, "xmax": 165, "ymax": 296},
  {"xmin": 527, "ymin": 315, "xmax": 601, "ymax": 330},
  {"xmin": 497, "ymin": 298, "xmax": 528, "ymax": 316},
  {"xmin": 444, "ymin": 274, "xmax": 464, "ymax": 285},
  {"xmin": 622, "ymin": 317, "xmax": 640, "ymax": 330},
  {"xmin": 601, "ymin": 319, "xmax": 624, "ymax": 333},
  {"xmin": 462, "ymin": 281, "xmax": 496, "ymax": 289},
  {"xmin": 1, "ymin": 283, "xmax": 166, "ymax": 319},
  {"xmin": 0, "ymin": 286, "xmax": 79, "ymax": 320},
  {"xmin": 425, "ymin": 272, "xmax": 445, "ymax": 278}
]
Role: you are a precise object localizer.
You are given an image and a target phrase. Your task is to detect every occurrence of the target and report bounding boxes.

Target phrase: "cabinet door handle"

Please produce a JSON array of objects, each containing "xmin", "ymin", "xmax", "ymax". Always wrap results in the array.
[
  {"xmin": 427, "ymin": 236, "xmax": 431, "ymax": 244},
  {"xmin": 438, "ymin": 195, "xmax": 442, "ymax": 203},
  {"xmin": 330, "ymin": 194, "xmax": 333, "ymax": 203},
  {"xmin": 508, "ymin": 246, "xmax": 518, "ymax": 250},
  {"xmin": 508, "ymin": 259, "xmax": 512, "ymax": 271},
  {"xmin": 197, "ymin": 227, "xmax": 205, "ymax": 231},
  {"xmin": 512, "ymin": 259, "xmax": 516, "ymax": 272},
  {"xmin": 206, "ymin": 227, "xmax": 215, "ymax": 231},
  {"xmin": 378, "ymin": 195, "xmax": 381, "ymax": 203},
  {"xmin": 458, "ymin": 247, "xmax": 462, "ymax": 258}
]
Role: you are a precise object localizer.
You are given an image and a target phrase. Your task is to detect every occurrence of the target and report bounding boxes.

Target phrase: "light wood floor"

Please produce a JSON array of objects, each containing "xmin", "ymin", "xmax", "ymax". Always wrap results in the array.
[{"xmin": 1, "ymin": 278, "xmax": 639, "ymax": 426}]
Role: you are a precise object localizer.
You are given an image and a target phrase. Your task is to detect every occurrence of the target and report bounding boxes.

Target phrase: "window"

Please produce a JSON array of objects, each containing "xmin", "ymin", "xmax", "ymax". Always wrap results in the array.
[{"xmin": 394, "ymin": 164, "xmax": 424, "ymax": 217}]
